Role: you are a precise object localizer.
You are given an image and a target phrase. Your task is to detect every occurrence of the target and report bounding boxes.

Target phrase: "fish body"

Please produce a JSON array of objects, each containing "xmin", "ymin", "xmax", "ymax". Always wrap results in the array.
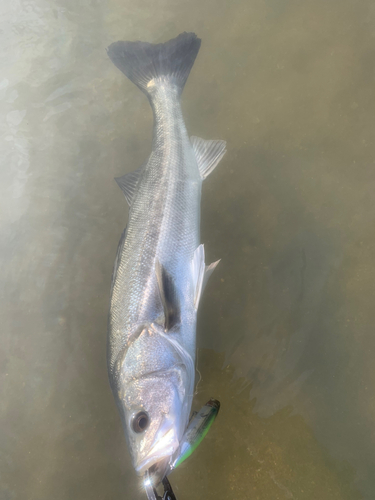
[{"xmin": 107, "ymin": 33, "xmax": 225, "ymax": 483}]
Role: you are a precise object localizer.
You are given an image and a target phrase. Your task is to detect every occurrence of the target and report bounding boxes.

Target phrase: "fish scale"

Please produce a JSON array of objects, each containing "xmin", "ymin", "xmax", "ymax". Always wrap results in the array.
[{"xmin": 109, "ymin": 83, "xmax": 199, "ymax": 373}]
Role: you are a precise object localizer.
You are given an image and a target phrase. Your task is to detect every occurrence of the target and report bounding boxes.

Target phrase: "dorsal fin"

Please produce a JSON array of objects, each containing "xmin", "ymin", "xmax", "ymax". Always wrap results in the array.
[
  {"xmin": 155, "ymin": 261, "xmax": 180, "ymax": 331},
  {"xmin": 115, "ymin": 169, "xmax": 142, "ymax": 206},
  {"xmin": 191, "ymin": 244, "xmax": 220, "ymax": 309},
  {"xmin": 190, "ymin": 136, "xmax": 226, "ymax": 180}
]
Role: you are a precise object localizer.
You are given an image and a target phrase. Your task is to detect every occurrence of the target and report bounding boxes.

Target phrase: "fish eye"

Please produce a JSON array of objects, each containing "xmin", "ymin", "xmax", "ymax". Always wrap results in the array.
[{"xmin": 132, "ymin": 411, "xmax": 149, "ymax": 433}]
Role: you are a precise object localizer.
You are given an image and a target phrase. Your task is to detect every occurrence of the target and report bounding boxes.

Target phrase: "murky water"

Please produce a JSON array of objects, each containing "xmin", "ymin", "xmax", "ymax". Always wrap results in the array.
[{"xmin": 2, "ymin": 0, "xmax": 375, "ymax": 498}]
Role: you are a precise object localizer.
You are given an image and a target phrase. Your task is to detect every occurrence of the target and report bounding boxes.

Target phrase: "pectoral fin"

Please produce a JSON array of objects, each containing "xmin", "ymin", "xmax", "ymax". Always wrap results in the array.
[
  {"xmin": 191, "ymin": 244, "xmax": 220, "ymax": 310},
  {"xmin": 155, "ymin": 261, "xmax": 180, "ymax": 331},
  {"xmin": 190, "ymin": 136, "xmax": 226, "ymax": 180}
]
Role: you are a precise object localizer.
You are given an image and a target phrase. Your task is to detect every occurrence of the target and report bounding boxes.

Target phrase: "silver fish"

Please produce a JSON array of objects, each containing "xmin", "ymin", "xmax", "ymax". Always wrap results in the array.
[{"xmin": 106, "ymin": 32, "xmax": 226, "ymax": 485}]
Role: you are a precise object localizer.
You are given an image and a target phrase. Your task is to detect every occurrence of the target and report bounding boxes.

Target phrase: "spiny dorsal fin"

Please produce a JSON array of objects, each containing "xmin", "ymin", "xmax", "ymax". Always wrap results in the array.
[
  {"xmin": 190, "ymin": 136, "xmax": 226, "ymax": 180},
  {"xmin": 155, "ymin": 260, "xmax": 180, "ymax": 331},
  {"xmin": 115, "ymin": 169, "xmax": 142, "ymax": 206},
  {"xmin": 191, "ymin": 244, "xmax": 220, "ymax": 309}
]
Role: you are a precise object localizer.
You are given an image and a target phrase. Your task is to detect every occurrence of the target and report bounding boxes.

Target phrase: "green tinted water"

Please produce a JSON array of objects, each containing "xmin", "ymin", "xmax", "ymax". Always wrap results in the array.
[{"xmin": 1, "ymin": 0, "xmax": 375, "ymax": 498}]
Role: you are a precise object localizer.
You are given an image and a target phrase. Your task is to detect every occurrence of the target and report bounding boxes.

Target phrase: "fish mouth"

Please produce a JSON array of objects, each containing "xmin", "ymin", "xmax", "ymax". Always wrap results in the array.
[{"xmin": 135, "ymin": 427, "xmax": 179, "ymax": 478}]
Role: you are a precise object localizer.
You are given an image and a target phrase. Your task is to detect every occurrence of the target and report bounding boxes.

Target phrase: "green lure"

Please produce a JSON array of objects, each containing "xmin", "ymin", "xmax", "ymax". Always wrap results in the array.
[{"xmin": 170, "ymin": 398, "xmax": 220, "ymax": 470}]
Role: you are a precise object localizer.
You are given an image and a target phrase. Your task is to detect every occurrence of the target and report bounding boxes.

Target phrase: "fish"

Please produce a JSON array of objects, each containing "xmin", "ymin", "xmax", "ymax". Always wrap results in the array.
[{"xmin": 106, "ymin": 32, "xmax": 226, "ymax": 485}]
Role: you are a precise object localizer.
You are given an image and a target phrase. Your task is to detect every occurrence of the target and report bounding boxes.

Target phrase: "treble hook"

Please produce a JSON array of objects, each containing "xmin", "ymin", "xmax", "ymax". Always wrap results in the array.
[{"xmin": 144, "ymin": 470, "xmax": 178, "ymax": 500}]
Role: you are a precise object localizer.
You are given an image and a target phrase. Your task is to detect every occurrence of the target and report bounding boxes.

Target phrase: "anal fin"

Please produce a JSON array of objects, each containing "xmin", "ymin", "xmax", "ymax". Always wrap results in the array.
[
  {"xmin": 190, "ymin": 136, "xmax": 226, "ymax": 180},
  {"xmin": 115, "ymin": 163, "xmax": 144, "ymax": 205},
  {"xmin": 191, "ymin": 244, "xmax": 220, "ymax": 310}
]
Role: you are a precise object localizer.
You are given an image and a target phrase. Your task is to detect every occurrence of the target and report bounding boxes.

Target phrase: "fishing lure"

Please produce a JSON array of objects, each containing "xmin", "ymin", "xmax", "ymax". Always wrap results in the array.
[
  {"xmin": 144, "ymin": 399, "xmax": 220, "ymax": 500},
  {"xmin": 170, "ymin": 399, "xmax": 220, "ymax": 471}
]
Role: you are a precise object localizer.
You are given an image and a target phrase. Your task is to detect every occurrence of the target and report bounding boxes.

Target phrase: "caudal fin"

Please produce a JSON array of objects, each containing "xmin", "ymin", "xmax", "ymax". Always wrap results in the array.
[{"xmin": 107, "ymin": 32, "xmax": 201, "ymax": 95}]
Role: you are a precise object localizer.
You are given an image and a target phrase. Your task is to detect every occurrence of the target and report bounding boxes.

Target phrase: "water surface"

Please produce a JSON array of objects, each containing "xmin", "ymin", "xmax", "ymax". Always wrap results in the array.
[{"xmin": 1, "ymin": 0, "xmax": 375, "ymax": 498}]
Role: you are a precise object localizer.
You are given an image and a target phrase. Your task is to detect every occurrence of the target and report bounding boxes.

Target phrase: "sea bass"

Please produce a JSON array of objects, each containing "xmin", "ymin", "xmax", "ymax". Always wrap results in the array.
[{"xmin": 106, "ymin": 32, "xmax": 226, "ymax": 485}]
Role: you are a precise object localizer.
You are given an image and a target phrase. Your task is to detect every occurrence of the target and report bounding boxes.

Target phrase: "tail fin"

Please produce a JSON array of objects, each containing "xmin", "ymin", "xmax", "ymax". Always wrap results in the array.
[{"xmin": 107, "ymin": 32, "xmax": 201, "ymax": 95}]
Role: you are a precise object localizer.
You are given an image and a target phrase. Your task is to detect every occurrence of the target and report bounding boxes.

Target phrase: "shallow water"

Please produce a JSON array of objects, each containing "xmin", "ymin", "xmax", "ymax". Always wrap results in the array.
[{"xmin": 1, "ymin": 0, "xmax": 375, "ymax": 498}]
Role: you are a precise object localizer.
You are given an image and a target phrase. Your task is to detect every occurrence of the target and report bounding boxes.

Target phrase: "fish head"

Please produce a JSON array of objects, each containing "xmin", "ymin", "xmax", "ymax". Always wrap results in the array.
[{"xmin": 118, "ymin": 360, "xmax": 192, "ymax": 484}]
